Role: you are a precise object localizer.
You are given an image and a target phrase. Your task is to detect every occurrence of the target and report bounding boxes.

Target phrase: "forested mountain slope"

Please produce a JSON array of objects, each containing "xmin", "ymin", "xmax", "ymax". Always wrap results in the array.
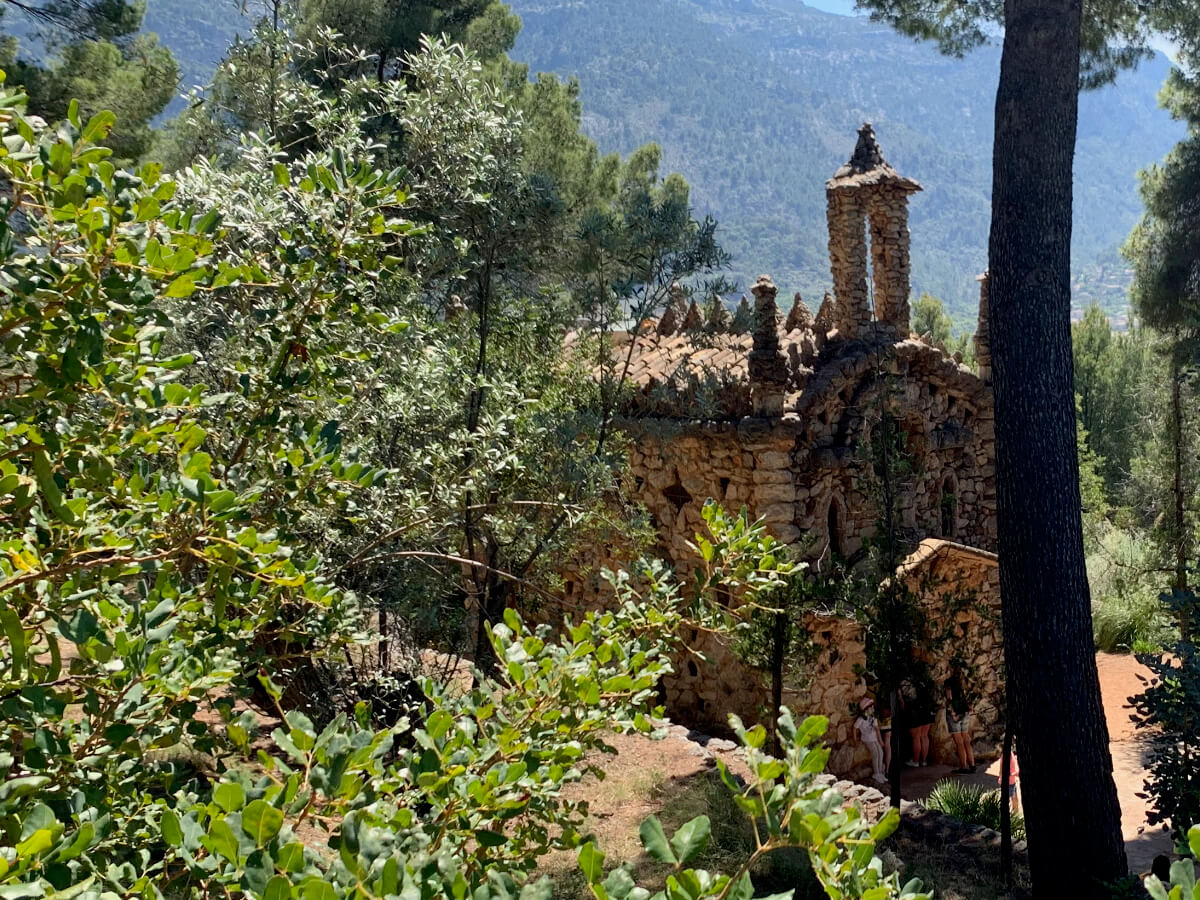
[
  {"xmin": 510, "ymin": 0, "xmax": 1180, "ymax": 322},
  {"xmin": 0, "ymin": 0, "xmax": 1177, "ymax": 321}
]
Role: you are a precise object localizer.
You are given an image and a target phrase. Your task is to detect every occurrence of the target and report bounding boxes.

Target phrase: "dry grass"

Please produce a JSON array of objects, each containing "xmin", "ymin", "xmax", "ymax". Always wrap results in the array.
[{"xmin": 539, "ymin": 740, "xmax": 1032, "ymax": 900}]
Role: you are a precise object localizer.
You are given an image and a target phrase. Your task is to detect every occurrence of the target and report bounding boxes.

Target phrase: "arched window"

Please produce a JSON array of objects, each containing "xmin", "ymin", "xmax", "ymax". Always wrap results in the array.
[{"xmin": 940, "ymin": 475, "xmax": 957, "ymax": 538}]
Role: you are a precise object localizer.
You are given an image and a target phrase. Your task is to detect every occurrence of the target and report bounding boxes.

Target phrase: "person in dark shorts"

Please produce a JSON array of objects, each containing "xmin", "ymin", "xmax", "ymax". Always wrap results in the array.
[
  {"xmin": 900, "ymin": 676, "xmax": 934, "ymax": 767},
  {"xmin": 945, "ymin": 676, "xmax": 976, "ymax": 773}
]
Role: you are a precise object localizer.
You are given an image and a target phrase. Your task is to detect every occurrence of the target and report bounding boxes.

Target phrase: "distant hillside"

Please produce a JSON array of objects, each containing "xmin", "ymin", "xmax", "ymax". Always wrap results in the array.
[
  {"xmin": 0, "ymin": 0, "xmax": 1178, "ymax": 322},
  {"xmin": 142, "ymin": 0, "xmax": 243, "ymax": 107},
  {"xmin": 510, "ymin": 0, "xmax": 1181, "ymax": 323}
]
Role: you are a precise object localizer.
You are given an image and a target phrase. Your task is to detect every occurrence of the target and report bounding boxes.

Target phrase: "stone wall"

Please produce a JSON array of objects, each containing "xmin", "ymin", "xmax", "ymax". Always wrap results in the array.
[
  {"xmin": 547, "ymin": 123, "xmax": 1003, "ymax": 779},
  {"xmin": 557, "ymin": 518, "xmax": 1003, "ymax": 779}
]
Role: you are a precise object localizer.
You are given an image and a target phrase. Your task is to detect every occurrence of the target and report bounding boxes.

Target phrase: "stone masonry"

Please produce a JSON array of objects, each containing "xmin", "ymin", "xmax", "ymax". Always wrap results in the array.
[{"xmin": 560, "ymin": 125, "xmax": 1000, "ymax": 777}]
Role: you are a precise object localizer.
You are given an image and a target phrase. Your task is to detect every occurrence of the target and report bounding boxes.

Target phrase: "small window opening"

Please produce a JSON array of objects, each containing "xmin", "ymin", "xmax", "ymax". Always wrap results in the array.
[
  {"xmin": 664, "ymin": 477, "xmax": 692, "ymax": 513},
  {"xmin": 940, "ymin": 476, "xmax": 957, "ymax": 538},
  {"xmin": 827, "ymin": 502, "xmax": 843, "ymax": 558},
  {"xmin": 719, "ymin": 477, "xmax": 731, "ymax": 496},
  {"xmin": 687, "ymin": 660, "xmax": 699, "ymax": 678}
]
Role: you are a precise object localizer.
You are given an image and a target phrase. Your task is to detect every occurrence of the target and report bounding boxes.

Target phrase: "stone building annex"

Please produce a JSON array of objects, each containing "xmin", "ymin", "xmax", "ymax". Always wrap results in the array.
[{"xmin": 568, "ymin": 124, "xmax": 1005, "ymax": 777}]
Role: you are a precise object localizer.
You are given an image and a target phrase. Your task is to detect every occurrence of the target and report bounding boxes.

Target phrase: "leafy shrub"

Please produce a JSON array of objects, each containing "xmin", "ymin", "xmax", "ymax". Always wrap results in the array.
[
  {"xmin": 1088, "ymin": 527, "xmax": 1170, "ymax": 652},
  {"xmin": 0, "ymin": 63, "xmax": 929, "ymax": 900},
  {"xmin": 925, "ymin": 779, "xmax": 1026, "ymax": 841},
  {"xmin": 1145, "ymin": 825, "xmax": 1200, "ymax": 900},
  {"xmin": 1133, "ymin": 587, "xmax": 1200, "ymax": 838}
]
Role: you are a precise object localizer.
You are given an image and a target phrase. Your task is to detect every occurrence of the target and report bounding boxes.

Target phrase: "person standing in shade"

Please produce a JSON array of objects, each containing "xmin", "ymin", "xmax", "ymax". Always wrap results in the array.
[
  {"xmin": 900, "ymin": 676, "xmax": 934, "ymax": 767},
  {"xmin": 945, "ymin": 675, "xmax": 976, "ymax": 774},
  {"xmin": 853, "ymin": 696, "xmax": 888, "ymax": 784}
]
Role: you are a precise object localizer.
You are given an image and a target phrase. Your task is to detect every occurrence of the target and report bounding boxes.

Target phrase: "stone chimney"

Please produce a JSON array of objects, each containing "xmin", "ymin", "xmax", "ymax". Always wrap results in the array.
[
  {"xmin": 748, "ymin": 275, "xmax": 789, "ymax": 416},
  {"xmin": 657, "ymin": 282, "xmax": 689, "ymax": 336},
  {"xmin": 681, "ymin": 300, "xmax": 703, "ymax": 332},
  {"xmin": 826, "ymin": 123, "xmax": 922, "ymax": 339},
  {"xmin": 786, "ymin": 292, "xmax": 813, "ymax": 332},
  {"xmin": 707, "ymin": 296, "xmax": 732, "ymax": 331},
  {"xmin": 975, "ymin": 270, "xmax": 991, "ymax": 383},
  {"xmin": 731, "ymin": 295, "xmax": 753, "ymax": 334},
  {"xmin": 813, "ymin": 291, "xmax": 836, "ymax": 341}
]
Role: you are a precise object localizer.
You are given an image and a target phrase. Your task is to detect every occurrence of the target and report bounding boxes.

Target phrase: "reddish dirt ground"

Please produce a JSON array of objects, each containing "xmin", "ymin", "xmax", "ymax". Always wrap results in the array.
[
  {"xmin": 557, "ymin": 652, "xmax": 1172, "ymax": 878},
  {"xmin": 889, "ymin": 652, "xmax": 1171, "ymax": 874}
]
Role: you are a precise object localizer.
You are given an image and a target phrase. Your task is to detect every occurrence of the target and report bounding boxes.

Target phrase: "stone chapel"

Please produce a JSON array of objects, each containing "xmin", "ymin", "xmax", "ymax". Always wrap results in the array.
[{"xmin": 567, "ymin": 124, "xmax": 1004, "ymax": 775}]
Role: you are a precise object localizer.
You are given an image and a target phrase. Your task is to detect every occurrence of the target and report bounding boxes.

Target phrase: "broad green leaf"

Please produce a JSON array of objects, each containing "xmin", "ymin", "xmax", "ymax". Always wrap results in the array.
[
  {"xmin": 160, "ymin": 809, "xmax": 183, "ymax": 848},
  {"xmin": 301, "ymin": 878, "xmax": 336, "ymax": 900},
  {"xmin": 16, "ymin": 828, "xmax": 53, "ymax": 858},
  {"xmin": 203, "ymin": 819, "xmax": 239, "ymax": 863},
  {"xmin": 164, "ymin": 272, "xmax": 198, "ymax": 298},
  {"xmin": 577, "ymin": 842, "xmax": 605, "ymax": 884},
  {"xmin": 475, "ymin": 830, "xmax": 506, "ymax": 848},
  {"xmin": 263, "ymin": 875, "xmax": 294, "ymax": 900},
  {"xmin": 276, "ymin": 842, "xmax": 306, "ymax": 872},
  {"xmin": 32, "ymin": 449, "xmax": 78, "ymax": 525},
  {"xmin": 1, "ymin": 606, "xmax": 25, "ymax": 680},
  {"xmin": 425, "ymin": 709, "xmax": 453, "ymax": 741},
  {"xmin": 668, "ymin": 815, "xmax": 710, "ymax": 864},
  {"xmin": 638, "ymin": 816, "xmax": 676, "ymax": 864},
  {"xmin": 242, "ymin": 800, "xmax": 284, "ymax": 846},
  {"xmin": 81, "ymin": 110, "xmax": 116, "ymax": 144},
  {"xmin": 214, "ymin": 782, "xmax": 246, "ymax": 813}
]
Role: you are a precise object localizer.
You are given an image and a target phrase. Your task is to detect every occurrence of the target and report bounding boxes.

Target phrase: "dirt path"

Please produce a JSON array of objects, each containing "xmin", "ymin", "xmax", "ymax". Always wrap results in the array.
[
  {"xmin": 550, "ymin": 653, "xmax": 1172, "ymax": 881},
  {"xmin": 1095, "ymin": 651, "xmax": 1172, "ymax": 873},
  {"xmin": 896, "ymin": 652, "xmax": 1171, "ymax": 874}
]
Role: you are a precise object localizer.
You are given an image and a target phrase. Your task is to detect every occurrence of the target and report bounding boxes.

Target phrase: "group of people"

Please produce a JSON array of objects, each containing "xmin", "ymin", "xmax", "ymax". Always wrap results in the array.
[{"xmin": 851, "ymin": 673, "xmax": 1019, "ymax": 811}]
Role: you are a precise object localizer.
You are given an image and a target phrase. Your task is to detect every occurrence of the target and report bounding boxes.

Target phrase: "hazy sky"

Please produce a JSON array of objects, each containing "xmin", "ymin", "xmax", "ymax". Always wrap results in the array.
[{"xmin": 806, "ymin": 0, "xmax": 861, "ymax": 14}]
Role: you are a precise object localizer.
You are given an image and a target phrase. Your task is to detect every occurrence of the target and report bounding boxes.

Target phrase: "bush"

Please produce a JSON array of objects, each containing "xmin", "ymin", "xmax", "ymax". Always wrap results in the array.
[
  {"xmin": 1133, "ymin": 587, "xmax": 1200, "ymax": 838},
  {"xmin": 1088, "ymin": 527, "xmax": 1171, "ymax": 652},
  {"xmin": 926, "ymin": 779, "xmax": 1026, "ymax": 841}
]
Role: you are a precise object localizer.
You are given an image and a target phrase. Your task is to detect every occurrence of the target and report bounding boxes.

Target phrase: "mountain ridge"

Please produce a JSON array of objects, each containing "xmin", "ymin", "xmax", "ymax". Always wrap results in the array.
[
  {"xmin": 1, "ymin": 0, "xmax": 1178, "ymax": 322},
  {"xmin": 511, "ymin": 0, "xmax": 1181, "ymax": 322}
]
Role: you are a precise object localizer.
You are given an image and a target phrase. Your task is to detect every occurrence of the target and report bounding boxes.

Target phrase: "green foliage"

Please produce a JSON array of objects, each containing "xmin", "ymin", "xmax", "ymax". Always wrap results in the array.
[
  {"xmin": 5, "ymin": 83, "xmax": 900, "ymax": 897},
  {"xmin": 910, "ymin": 292, "xmax": 953, "ymax": 345},
  {"xmin": 1072, "ymin": 305, "xmax": 1155, "ymax": 493},
  {"xmin": 576, "ymin": 712, "xmax": 930, "ymax": 900},
  {"xmin": 1087, "ymin": 528, "xmax": 1170, "ymax": 652},
  {"xmin": 1133, "ymin": 587, "xmax": 1200, "ymax": 838},
  {"xmin": 924, "ymin": 780, "xmax": 1026, "ymax": 842},
  {"xmin": 1145, "ymin": 826, "xmax": 1200, "ymax": 900},
  {"xmin": 1, "ymin": 0, "xmax": 179, "ymax": 161}
]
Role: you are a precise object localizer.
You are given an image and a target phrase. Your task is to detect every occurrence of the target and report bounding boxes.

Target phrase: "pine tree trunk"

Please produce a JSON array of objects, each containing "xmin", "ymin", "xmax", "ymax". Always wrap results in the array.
[{"xmin": 989, "ymin": 0, "xmax": 1127, "ymax": 893}]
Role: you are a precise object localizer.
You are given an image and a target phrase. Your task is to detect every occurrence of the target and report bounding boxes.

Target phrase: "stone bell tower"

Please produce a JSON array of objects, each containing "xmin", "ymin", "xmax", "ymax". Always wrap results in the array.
[{"xmin": 826, "ymin": 123, "xmax": 922, "ymax": 340}]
